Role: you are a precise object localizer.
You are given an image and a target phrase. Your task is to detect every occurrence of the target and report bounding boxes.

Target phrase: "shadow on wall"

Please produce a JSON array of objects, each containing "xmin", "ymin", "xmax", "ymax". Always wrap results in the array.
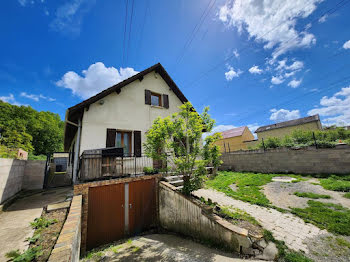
[{"xmin": 0, "ymin": 158, "xmax": 46, "ymax": 205}]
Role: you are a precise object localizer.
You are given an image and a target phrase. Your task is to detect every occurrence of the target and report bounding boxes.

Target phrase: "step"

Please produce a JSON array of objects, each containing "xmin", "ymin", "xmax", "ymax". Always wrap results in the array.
[
  {"xmin": 176, "ymin": 185, "xmax": 183, "ymax": 191},
  {"xmin": 164, "ymin": 175, "xmax": 183, "ymax": 182},
  {"xmin": 169, "ymin": 179, "xmax": 184, "ymax": 187}
]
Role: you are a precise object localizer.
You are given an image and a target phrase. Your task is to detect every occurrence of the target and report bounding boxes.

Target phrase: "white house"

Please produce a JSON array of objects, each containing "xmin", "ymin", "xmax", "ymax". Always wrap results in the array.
[{"xmin": 64, "ymin": 63, "xmax": 190, "ymax": 182}]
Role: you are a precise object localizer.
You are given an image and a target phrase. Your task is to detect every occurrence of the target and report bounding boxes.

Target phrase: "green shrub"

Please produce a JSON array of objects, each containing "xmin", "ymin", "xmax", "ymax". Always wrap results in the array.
[
  {"xmin": 143, "ymin": 167, "xmax": 156, "ymax": 174},
  {"xmin": 294, "ymin": 192, "xmax": 331, "ymax": 199},
  {"xmin": 30, "ymin": 217, "xmax": 57, "ymax": 230},
  {"xmin": 259, "ymin": 137, "xmax": 282, "ymax": 149}
]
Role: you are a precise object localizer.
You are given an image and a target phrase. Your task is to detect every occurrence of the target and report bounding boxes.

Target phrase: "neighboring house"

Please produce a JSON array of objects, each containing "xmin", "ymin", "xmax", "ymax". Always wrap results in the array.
[
  {"xmin": 255, "ymin": 114, "xmax": 322, "ymax": 140},
  {"xmin": 214, "ymin": 126, "xmax": 255, "ymax": 153},
  {"xmin": 64, "ymin": 63, "xmax": 189, "ymax": 182}
]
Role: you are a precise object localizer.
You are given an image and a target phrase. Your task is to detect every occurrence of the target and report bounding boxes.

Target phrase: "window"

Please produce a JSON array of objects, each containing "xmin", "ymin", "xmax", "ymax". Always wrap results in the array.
[
  {"xmin": 115, "ymin": 131, "xmax": 132, "ymax": 156},
  {"xmin": 151, "ymin": 92, "xmax": 162, "ymax": 106}
]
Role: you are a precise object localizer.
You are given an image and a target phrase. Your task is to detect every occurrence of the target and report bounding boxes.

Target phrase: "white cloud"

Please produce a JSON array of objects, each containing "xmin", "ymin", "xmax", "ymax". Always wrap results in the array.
[
  {"xmin": 288, "ymin": 79, "xmax": 302, "ymax": 88},
  {"xmin": 318, "ymin": 14, "xmax": 328, "ymax": 23},
  {"xmin": 276, "ymin": 59, "xmax": 304, "ymax": 71},
  {"xmin": 218, "ymin": 0, "xmax": 321, "ymax": 59},
  {"xmin": 308, "ymin": 86, "xmax": 350, "ymax": 126},
  {"xmin": 0, "ymin": 94, "xmax": 26, "ymax": 106},
  {"xmin": 56, "ymin": 62, "xmax": 138, "ymax": 99},
  {"xmin": 50, "ymin": 0, "xmax": 96, "ymax": 36},
  {"xmin": 248, "ymin": 65, "xmax": 263, "ymax": 74},
  {"xmin": 270, "ymin": 108, "xmax": 301, "ymax": 122},
  {"xmin": 18, "ymin": 0, "xmax": 27, "ymax": 6},
  {"xmin": 225, "ymin": 66, "xmax": 242, "ymax": 81},
  {"xmin": 271, "ymin": 76, "xmax": 284, "ymax": 85},
  {"xmin": 233, "ymin": 49, "xmax": 239, "ymax": 58},
  {"xmin": 247, "ymin": 123, "xmax": 260, "ymax": 138},
  {"xmin": 20, "ymin": 92, "xmax": 56, "ymax": 102},
  {"xmin": 343, "ymin": 40, "xmax": 350, "ymax": 49}
]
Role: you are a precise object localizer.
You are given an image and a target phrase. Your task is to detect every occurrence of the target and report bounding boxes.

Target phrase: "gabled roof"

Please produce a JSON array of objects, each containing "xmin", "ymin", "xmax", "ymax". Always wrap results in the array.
[
  {"xmin": 64, "ymin": 63, "xmax": 189, "ymax": 151},
  {"xmin": 255, "ymin": 114, "xmax": 320, "ymax": 133},
  {"xmin": 220, "ymin": 126, "xmax": 246, "ymax": 139}
]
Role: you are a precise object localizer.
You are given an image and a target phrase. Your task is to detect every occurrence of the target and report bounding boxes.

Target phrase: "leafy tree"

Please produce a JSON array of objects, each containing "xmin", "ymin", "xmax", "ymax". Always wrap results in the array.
[
  {"xmin": 0, "ymin": 100, "xmax": 64, "ymax": 157},
  {"xmin": 144, "ymin": 102, "xmax": 221, "ymax": 195}
]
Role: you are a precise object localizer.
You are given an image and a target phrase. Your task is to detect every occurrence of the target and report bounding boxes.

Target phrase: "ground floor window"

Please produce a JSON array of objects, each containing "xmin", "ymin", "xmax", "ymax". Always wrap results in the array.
[{"xmin": 116, "ymin": 131, "xmax": 132, "ymax": 156}]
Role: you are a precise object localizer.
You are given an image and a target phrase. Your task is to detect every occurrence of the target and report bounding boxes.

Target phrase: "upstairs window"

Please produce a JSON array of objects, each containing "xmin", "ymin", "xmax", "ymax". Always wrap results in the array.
[{"xmin": 151, "ymin": 92, "xmax": 162, "ymax": 106}]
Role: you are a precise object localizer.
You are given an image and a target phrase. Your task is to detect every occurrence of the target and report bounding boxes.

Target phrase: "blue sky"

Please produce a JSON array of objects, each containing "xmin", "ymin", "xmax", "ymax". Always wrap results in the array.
[{"xmin": 1, "ymin": 0, "xmax": 350, "ymax": 134}]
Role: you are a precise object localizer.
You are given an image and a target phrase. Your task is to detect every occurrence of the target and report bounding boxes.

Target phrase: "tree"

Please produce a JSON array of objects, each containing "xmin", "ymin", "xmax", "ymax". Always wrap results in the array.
[
  {"xmin": 0, "ymin": 100, "xmax": 64, "ymax": 156},
  {"xmin": 144, "ymin": 102, "xmax": 222, "ymax": 195}
]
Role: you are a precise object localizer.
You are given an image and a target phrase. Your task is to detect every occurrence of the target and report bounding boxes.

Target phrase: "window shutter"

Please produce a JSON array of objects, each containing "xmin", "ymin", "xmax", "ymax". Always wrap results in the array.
[
  {"xmin": 106, "ymin": 128, "xmax": 116, "ymax": 148},
  {"xmin": 145, "ymin": 90, "xmax": 151, "ymax": 105},
  {"xmin": 163, "ymin": 94, "xmax": 169, "ymax": 108},
  {"xmin": 134, "ymin": 131, "xmax": 142, "ymax": 157}
]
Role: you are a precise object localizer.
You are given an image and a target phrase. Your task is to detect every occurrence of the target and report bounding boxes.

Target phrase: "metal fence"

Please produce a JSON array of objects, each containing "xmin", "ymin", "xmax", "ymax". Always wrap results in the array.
[{"xmin": 79, "ymin": 150, "xmax": 155, "ymax": 182}]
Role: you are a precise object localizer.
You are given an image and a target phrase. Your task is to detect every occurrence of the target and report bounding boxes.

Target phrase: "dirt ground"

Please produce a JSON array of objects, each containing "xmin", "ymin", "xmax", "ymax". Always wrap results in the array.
[
  {"xmin": 81, "ymin": 234, "xmax": 263, "ymax": 262},
  {"xmin": 263, "ymin": 179, "xmax": 350, "ymax": 210}
]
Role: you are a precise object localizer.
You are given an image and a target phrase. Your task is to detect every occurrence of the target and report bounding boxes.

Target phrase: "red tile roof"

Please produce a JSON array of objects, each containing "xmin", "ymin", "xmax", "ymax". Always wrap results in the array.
[{"xmin": 220, "ymin": 126, "xmax": 246, "ymax": 139}]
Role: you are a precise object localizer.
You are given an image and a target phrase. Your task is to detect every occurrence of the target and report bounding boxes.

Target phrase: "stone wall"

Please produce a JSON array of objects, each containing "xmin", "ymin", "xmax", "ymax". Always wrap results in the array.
[
  {"xmin": 48, "ymin": 195, "xmax": 82, "ymax": 262},
  {"xmin": 0, "ymin": 159, "xmax": 26, "ymax": 203},
  {"xmin": 220, "ymin": 145, "xmax": 350, "ymax": 174},
  {"xmin": 0, "ymin": 158, "xmax": 46, "ymax": 204},
  {"xmin": 158, "ymin": 181, "xmax": 262, "ymax": 254},
  {"xmin": 74, "ymin": 174, "xmax": 162, "ymax": 254}
]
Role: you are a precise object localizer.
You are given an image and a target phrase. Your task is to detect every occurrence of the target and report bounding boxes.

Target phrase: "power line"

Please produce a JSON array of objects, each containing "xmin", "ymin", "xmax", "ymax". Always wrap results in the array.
[
  {"xmin": 183, "ymin": 0, "xmax": 350, "ymax": 89},
  {"xmin": 122, "ymin": 0, "xmax": 129, "ymax": 67},
  {"xmin": 173, "ymin": 0, "xmax": 216, "ymax": 69},
  {"xmin": 126, "ymin": 0, "xmax": 135, "ymax": 65}
]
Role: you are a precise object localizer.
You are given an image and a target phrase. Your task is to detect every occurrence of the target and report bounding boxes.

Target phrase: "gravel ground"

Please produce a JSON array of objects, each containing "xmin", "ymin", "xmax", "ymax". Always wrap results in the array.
[
  {"xmin": 263, "ymin": 179, "xmax": 350, "ymax": 210},
  {"xmin": 82, "ymin": 234, "xmax": 264, "ymax": 262}
]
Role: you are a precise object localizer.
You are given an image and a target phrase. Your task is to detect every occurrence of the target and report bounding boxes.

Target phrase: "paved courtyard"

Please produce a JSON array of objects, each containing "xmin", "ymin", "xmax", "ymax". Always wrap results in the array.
[{"xmin": 0, "ymin": 187, "xmax": 72, "ymax": 262}]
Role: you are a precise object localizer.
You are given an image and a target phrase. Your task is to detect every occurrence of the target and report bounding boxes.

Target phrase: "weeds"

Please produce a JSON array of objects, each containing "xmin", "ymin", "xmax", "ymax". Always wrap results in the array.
[
  {"xmin": 219, "ymin": 206, "xmax": 259, "ymax": 225},
  {"xmin": 25, "ymin": 233, "xmax": 41, "ymax": 244},
  {"xmin": 344, "ymin": 192, "xmax": 350, "ymax": 199},
  {"xmin": 320, "ymin": 177, "xmax": 350, "ymax": 192},
  {"xmin": 30, "ymin": 217, "xmax": 57, "ymax": 230},
  {"xmin": 294, "ymin": 192, "xmax": 331, "ymax": 199},
  {"xmin": 5, "ymin": 247, "xmax": 43, "ymax": 262},
  {"xmin": 291, "ymin": 201, "xmax": 350, "ymax": 235}
]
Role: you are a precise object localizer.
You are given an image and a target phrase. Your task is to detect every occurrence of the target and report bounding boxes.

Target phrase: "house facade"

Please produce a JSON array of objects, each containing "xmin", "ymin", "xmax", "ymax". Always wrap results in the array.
[
  {"xmin": 64, "ymin": 63, "xmax": 189, "ymax": 182},
  {"xmin": 214, "ymin": 126, "xmax": 255, "ymax": 153},
  {"xmin": 255, "ymin": 114, "xmax": 322, "ymax": 140}
]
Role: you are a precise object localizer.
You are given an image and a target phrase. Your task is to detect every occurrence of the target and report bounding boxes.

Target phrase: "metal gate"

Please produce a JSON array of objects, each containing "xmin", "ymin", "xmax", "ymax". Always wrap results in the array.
[{"xmin": 86, "ymin": 178, "xmax": 157, "ymax": 250}]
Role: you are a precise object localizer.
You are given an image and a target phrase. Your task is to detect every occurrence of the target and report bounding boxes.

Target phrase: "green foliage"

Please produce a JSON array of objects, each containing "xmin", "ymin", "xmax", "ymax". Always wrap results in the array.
[
  {"xmin": 0, "ymin": 100, "xmax": 64, "ymax": 156},
  {"xmin": 30, "ymin": 217, "xmax": 57, "ymax": 230},
  {"xmin": 5, "ymin": 247, "xmax": 43, "ymax": 262},
  {"xmin": 294, "ymin": 192, "xmax": 331, "ymax": 199},
  {"xmin": 28, "ymin": 153, "xmax": 47, "ymax": 160},
  {"xmin": 258, "ymin": 127, "xmax": 350, "ymax": 150},
  {"xmin": 144, "ymin": 102, "xmax": 221, "ymax": 195},
  {"xmin": 291, "ymin": 200, "xmax": 350, "ymax": 235},
  {"xmin": 25, "ymin": 233, "xmax": 41, "ymax": 244},
  {"xmin": 206, "ymin": 171, "xmax": 276, "ymax": 206},
  {"xmin": 0, "ymin": 144, "xmax": 17, "ymax": 158},
  {"xmin": 320, "ymin": 177, "xmax": 350, "ymax": 192},
  {"xmin": 284, "ymin": 252, "xmax": 314, "ymax": 262},
  {"xmin": 143, "ymin": 167, "xmax": 156, "ymax": 175},
  {"xmin": 344, "ymin": 192, "xmax": 350, "ymax": 199}
]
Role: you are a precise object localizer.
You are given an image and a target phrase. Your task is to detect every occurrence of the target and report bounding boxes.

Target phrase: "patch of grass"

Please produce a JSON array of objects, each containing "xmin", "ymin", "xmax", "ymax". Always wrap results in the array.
[
  {"xmin": 294, "ymin": 192, "xmax": 331, "ymax": 199},
  {"xmin": 284, "ymin": 252, "xmax": 314, "ymax": 262},
  {"xmin": 291, "ymin": 200, "xmax": 350, "ymax": 235},
  {"xmin": 205, "ymin": 171, "xmax": 277, "ymax": 206},
  {"xmin": 219, "ymin": 206, "xmax": 259, "ymax": 225},
  {"xmin": 5, "ymin": 246, "xmax": 43, "ymax": 262},
  {"xmin": 343, "ymin": 192, "xmax": 350, "ymax": 199},
  {"xmin": 336, "ymin": 237, "xmax": 350, "ymax": 248},
  {"xmin": 109, "ymin": 245, "xmax": 123, "ymax": 254},
  {"xmin": 85, "ymin": 250, "xmax": 103, "ymax": 260},
  {"xmin": 320, "ymin": 177, "xmax": 350, "ymax": 192}
]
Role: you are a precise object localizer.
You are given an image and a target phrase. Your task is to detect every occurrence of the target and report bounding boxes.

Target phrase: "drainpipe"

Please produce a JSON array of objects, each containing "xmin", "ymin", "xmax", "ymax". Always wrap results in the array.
[{"xmin": 72, "ymin": 118, "xmax": 82, "ymax": 184}]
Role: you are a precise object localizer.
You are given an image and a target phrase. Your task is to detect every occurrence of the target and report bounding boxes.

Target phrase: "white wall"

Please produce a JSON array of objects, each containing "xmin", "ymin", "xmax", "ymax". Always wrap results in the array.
[{"xmin": 79, "ymin": 70, "xmax": 184, "ymax": 155}]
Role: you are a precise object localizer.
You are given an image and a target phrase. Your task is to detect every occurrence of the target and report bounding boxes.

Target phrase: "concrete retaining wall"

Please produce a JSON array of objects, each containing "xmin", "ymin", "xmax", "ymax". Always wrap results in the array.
[
  {"xmin": 0, "ymin": 159, "xmax": 26, "ymax": 203},
  {"xmin": 158, "ymin": 181, "xmax": 262, "ymax": 254},
  {"xmin": 49, "ymin": 195, "xmax": 82, "ymax": 262},
  {"xmin": 220, "ymin": 145, "xmax": 350, "ymax": 174},
  {"xmin": 0, "ymin": 158, "xmax": 46, "ymax": 204}
]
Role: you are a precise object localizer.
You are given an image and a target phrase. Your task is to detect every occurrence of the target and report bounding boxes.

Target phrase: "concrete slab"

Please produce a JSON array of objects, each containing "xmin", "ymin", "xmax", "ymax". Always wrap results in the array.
[
  {"xmin": 0, "ymin": 187, "xmax": 72, "ymax": 262},
  {"xmin": 47, "ymin": 201, "xmax": 71, "ymax": 212},
  {"xmin": 271, "ymin": 176, "xmax": 296, "ymax": 183}
]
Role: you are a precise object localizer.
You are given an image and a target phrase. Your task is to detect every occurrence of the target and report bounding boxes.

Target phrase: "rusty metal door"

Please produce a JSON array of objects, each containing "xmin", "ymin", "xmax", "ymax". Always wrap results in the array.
[
  {"xmin": 87, "ymin": 184, "xmax": 125, "ymax": 250},
  {"xmin": 128, "ymin": 179, "xmax": 157, "ymax": 235}
]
